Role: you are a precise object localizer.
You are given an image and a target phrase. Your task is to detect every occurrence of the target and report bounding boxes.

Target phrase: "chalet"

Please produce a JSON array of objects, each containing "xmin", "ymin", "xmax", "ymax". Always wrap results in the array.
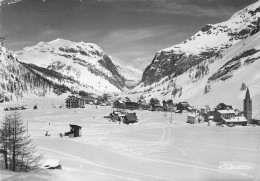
[
  {"xmin": 81, "ymin": 96, "xmax": 98, "ymax": 105},
  {"xmin": 163, "ymin": 100, "xmax": 175, "ymax": 112},
  {"xmin": 110, "ymin": 111, "xmax": 125, "ymax": 122},
  {"xmin": 124, "ymin": 113, "xmax": 138, "ymax": 124},
  {"xmin": 213, "ymin": 109, "xmax": 235, "ymax": 122},
  {"xmin": 216, "ymin": 103, "xmax": 233, "ymax": 110},
  {"xmin": 109, "ymin": 111, "xmax": 138, "ymax": 124},
  {"xmin": 176, "ymin": 102, "xmax": 191, "ymax": 112},
  {"xmin": 124, "ymin": 102, "xmax": 138, "ymax": 110},
  {"xmin": 187, "ymin": 112, "xmax": 205, "ymax": 124},
  {"xmin": 139, "ymin": 104, "xmax": 150, "ymax": 110},
  {"xmin": 112, "ymin": 100, "xmax": 125, "ymax": 109},
  {"xmin": 65, "ymin": 124, "xmax": 82, "ymax": 137},
  {"xmin": 150, "ymin": 103, "xmax": 164, "ymax": 111},
  {"xmin": 65, "ymin": 95, "xmax": 85, "ymax": 108},
  {"xmin": 197, "ymin": 106, "xmax": 211, "ymax": 114},
  {"xmin": 223, "ymin": 116, "xmax": 247, "ymax": 127}
]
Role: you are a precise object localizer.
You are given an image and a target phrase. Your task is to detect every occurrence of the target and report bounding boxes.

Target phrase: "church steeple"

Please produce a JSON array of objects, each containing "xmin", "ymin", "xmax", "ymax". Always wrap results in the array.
[
  {"xmin": 245, "ymin": 88, "xmax": 251, "ymax": 100},
  {"xmin": 244, "ymin": 88, "xmax": 252, "ymax": 124}
]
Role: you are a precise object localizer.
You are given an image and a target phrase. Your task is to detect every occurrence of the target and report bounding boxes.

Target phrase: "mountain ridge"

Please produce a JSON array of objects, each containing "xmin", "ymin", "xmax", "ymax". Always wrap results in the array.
[
  {"xmin": 16, "ymin": 38, "xmax": 131, "ymax": 93},
  {"xmin": 141, "ymin": 0, "xmax": 260, "ymax": 86}
]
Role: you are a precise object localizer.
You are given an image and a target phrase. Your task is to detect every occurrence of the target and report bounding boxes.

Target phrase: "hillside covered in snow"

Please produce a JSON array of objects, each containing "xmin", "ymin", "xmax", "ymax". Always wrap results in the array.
[
  {"xmin": 141, "ymin": 1, "xmax": 260, "ymax": 86},
  {"xmin": 16, "ymin": 39, "xmax": 131, "ymax": 93},
  {"xmin": 132, "ymin": 1, "xmax": 260, "ymax": 116}
]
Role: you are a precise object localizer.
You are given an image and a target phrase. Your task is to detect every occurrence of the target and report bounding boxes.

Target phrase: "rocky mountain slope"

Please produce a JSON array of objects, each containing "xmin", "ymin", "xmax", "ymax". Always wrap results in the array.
[
  {"xmin": 132, "ymin": 1, "xmax": 260, "ymax": 115},
  {"xmin": 141, "ymin": 0, "xmax": 260, "ymax": 86},
  {"xmin": 16, "ymin": 38, "xmax": 129, "ymax": 93}
]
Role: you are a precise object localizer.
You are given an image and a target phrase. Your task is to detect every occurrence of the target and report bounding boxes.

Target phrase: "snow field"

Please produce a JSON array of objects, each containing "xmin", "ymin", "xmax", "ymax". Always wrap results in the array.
[{"xmin": 0, "ymin": 100, "xmax": 260, "ymax": 181}]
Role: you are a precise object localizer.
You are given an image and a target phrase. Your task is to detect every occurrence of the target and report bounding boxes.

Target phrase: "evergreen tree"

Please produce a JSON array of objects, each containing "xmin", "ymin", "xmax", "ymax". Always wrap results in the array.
[{"xmin": 0, "ymin": 111, "xmax": 43, "ymax": 172}]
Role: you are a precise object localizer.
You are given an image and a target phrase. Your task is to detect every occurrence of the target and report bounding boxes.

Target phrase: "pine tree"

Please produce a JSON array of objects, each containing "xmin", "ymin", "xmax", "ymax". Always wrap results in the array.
[{"xmin": 0, "ymin": 111, "xmax": 43, "ymax": 172}]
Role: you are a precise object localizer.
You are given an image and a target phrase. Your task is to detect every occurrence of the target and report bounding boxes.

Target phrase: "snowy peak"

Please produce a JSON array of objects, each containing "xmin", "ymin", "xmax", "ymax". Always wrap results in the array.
[
  {"xmin": 16, "ymin": 39, "xmax": 126, "ymax": 93},
  {"xmin": 18, "ymin": 38, "xmax": 105, "ymax": 65}
]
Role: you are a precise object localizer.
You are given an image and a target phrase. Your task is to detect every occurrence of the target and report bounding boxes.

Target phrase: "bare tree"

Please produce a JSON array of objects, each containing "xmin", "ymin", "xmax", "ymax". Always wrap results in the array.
[{"xmin": 0, "ymin": 111, "xmax": 43, "ymax": 172}]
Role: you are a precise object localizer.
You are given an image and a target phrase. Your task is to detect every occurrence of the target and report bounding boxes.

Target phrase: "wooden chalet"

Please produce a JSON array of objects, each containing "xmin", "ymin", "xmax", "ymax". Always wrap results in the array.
[
  {"xmin": 139, "ymin": 104, "xmax": 150, "ymax": 110},
  {"xmin": 81, "ymin": 96, "xmax": 98, "ymax": 105},
  {"xmin": 65, "ymin": 124, "xmax": 82, "ymax": 137},
  {"xmin": 213, "ymin": 109, "xmax": 235, "ymax": 122},
  {"xmin": 223, "ymin": 116, "xmax": 247, "ymax": 127},
  {"xmin": 65, "ymin": 95, "xmax": 85, "ymax": 108},
  {"xmin": 112, "ymin": 100, "xmax": 125, "ymax": 109},
  {"xmin": 176, "ymin": 102, "xmax": 191, "ymax": 112},
  {"xmin": 163, "ymin": 100, "xmax": 175, "ymax": 112},
  {"xmin": 216, "ymin": 103, "xmax": 233, "ymax": 110},
  {"xmin": 110, "ymin": 111, "xmax": 126, "ymax": 122},
  {"xmin": 124, "ymin": 113, "xmax": 138, "ymax": 124},
  {"xmin": 109, "ymin": 111, "xmax": 138, "ymax": 124},
  {"xmin": 124, "ymin": 102, "xmax": 138, "ymax": 110},
  {"xmin": 150, "ymin": 103, "xmax": 164, "ymax": 111}
]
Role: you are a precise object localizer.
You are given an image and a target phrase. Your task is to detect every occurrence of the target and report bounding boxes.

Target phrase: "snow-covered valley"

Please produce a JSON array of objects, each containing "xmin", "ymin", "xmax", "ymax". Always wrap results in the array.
[
  {"xmin": 0, "ymin": 99, "xmax": 260, "ymax": 181},
  {"xmin": 1, "ymin": 0, "xmax": 260, "ymax": 180}
]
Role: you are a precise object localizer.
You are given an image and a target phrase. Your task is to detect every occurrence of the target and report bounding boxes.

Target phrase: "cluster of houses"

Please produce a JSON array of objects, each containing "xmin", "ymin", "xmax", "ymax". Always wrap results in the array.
[
  {"xmin": 112, "ymin": 98, "xmax": 191, "ymax": 113},
  {"xmin": 65, "ymin": 94, "xmax": 111, "ymax": 108},
  {"xmin": 108, "ymin": 111, "xmax": 138, "ymax": 124},
  {"xmin": 187, "ymin": 88, "xmax": 259, "ymax": 126},
  {"xmin": 3, "ymin": 105, "xmax": 30, "ymax": 111},
  {"xmin": 65, "ymin": 88, "xmax": 258, "ymax": 127}
]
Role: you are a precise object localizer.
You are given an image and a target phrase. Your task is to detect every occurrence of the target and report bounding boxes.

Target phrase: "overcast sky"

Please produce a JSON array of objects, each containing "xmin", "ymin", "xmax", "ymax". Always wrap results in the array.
[{"xmin": 0, "ymin": 0, "xmax": 256, "ymax": 68}]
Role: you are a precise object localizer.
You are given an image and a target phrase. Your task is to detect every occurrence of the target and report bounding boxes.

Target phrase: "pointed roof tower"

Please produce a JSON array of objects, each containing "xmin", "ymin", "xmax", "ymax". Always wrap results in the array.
[{"xmin": 245, "ymin": 88, "xmax": 251, "ymax": 100}]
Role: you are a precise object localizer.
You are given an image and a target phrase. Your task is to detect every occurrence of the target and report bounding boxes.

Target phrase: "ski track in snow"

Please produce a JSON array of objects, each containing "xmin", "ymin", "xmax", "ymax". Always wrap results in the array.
[
  {"xmin": 37, "ymin": 126, "xmax": 255, "ymax": 180},
  {"xmin": 38, "ymin": 146, "xmax": 174, "ymax": 181}
]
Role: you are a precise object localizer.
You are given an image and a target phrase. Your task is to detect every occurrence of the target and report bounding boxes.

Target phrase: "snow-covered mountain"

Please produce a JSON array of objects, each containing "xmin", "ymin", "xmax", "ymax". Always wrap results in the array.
[
  {"xmin": 0, "ymin": 41, "xmax": 66, "ymax": 102},
  {"xmin": 132, "ymin": 1, "xmax": 260, "ymax": 115},
  {"xmin": 16, "ymin": 38, "xmax": 128, "ymax": 93},
  {"xmin": 114, "ymin": 62, "xmax": 142, "ymax": 88},
  {"xmin": 141, "ymin": 1, "xmax": 260, "ymax": 86}
]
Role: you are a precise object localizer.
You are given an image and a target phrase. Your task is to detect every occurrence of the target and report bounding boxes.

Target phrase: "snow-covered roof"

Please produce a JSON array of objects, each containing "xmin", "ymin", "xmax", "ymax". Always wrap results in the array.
[
  {"xmin": 208, "ymin": 116, "xmax": 214, "ymax": 120},
  {"xmin": 223, "ymin": 116, "xmax": 247, "ymax": 123},
  {"xmin": 217, "ymin": 110, "xmax": 235, "ymax": 114},
  {"xmin": 42, "ymin": 159, "xmax": 61, "ymax": 169}
]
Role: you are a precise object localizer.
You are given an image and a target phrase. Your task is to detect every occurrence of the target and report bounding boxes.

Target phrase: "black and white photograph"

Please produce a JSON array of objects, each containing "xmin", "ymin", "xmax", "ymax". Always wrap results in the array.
[{"xmin": 0, "ymin": 0, "xmax": 260, "ymax": 180}]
